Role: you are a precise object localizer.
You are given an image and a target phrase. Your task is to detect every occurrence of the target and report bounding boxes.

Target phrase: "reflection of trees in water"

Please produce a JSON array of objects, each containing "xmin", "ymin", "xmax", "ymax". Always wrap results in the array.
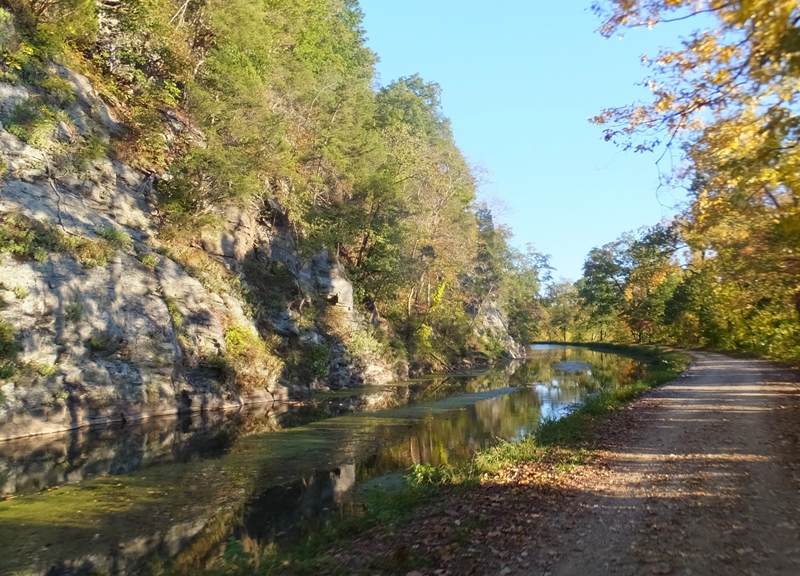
[
  {"xmin": 510, "ymin": 347, "xmax": 643, "ymax": 390},
  {"xmin": 0, "ymin": 349, "xmax": 644, "ymax": 498},
  {"xmin": 0, "ymin": 347, "xmax": 648, "ymax": 575}
]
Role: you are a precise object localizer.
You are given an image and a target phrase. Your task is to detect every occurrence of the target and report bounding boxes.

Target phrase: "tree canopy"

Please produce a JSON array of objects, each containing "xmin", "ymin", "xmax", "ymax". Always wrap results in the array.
[{"xmin": 0, "ymin": 0, "xmax": 552, "ymax": 373}]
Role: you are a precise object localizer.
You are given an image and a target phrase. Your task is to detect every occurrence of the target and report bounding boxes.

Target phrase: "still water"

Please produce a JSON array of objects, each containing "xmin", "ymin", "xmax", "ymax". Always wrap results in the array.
[{"xmin": 0, "ymin": 345, "xmax": 646, "ymax": 574}]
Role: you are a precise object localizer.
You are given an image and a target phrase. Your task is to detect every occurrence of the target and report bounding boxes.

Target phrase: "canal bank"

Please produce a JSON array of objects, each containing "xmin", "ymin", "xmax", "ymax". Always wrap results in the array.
[{"xmin": 0, "ymin": 344, "xmax": 676, "ymax": 574}]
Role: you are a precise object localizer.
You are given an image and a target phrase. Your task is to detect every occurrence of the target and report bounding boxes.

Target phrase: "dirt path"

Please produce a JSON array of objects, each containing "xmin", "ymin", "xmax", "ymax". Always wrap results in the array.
[
  {"xmin": 324, "ymin": 351, "xmax": 800, "ymax": 575},
  {"xmin": 543, "ymin": 351, "xmax": 800, "ymax": 576}
]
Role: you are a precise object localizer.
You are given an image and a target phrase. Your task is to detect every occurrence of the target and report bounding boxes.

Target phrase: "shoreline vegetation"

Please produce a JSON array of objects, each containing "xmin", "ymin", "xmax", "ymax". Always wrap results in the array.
[
  {"xmin": 1, "ymin": 0, "xmax": 797, "ymax": 571},
  {"xmin": 1, "ymin": 0, "xmax": 798, "ymax": 441},
  {"xmin": 203, "ymin": 343, "xmax": 691, "ymax": 575}
]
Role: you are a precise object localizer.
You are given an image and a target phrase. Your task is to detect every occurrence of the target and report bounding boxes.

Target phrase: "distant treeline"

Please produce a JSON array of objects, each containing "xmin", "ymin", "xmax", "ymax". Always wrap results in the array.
[{"xmin": 538, "ymin": 0, "xmax": 800, "ymax": 364}]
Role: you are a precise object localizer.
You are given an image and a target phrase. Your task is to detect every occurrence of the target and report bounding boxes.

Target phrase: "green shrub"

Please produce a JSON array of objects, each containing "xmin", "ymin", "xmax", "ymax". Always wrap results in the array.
[
  {"xmin": 4, "ymin": 98, "xmax": 57, "ymax": 147},
  {"xmin": 12, "ymin": 286, "xmax": 26, "ymax": 299},
  {"xmin": 306, "ymin": 342, "xmax": 330, "ymax": 378},
  {"xmin": 140, "ymin": 252, "xmax": 159, "ymax": 268},
  {"xmin": 40, "ymin": 74, "xmax": 75, "ymax": 106},
  {"xmin": 223, "ymin": 324, "xmax": 261, "ymax": 357},
  {"xmin": 0, "ymin": 365, "xmax": 14, "ymax": 380},
  {"xmin": 221, "ymin": 323, "xmax": 283, "ymax": 392},
  {"xmin": 0, "ymin": 321, "xmax": 21, "ymax": 381},
  {"xmin": 480, "ymin": 335, "xmax": 506, "ymax": 358},
  {"xmin": 0, "ymin": 321, "xmax": 21, "ymax": 360},
  {"xmin": 76, "ymin": 133, "xmax": 108, "ymax": 170},
  {"xmin": 348, "ymin": 328, "xmax": 382, "ymax": 358},
  {"xmin": 95, "ymin": 225, "xmax": 132, "ymax": 248},
  {"xmin": 0, "ymin": 214, "xmax": 55, "ymax": 258}
]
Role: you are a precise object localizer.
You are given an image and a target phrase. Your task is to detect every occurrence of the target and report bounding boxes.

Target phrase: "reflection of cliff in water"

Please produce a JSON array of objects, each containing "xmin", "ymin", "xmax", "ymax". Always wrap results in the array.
[
  {"xmin": 0, "ymin": 403, "xmax": 297, "ymax": 497},
  {"xmin": 0, "ymin": 360, "xmax": 527, "ymax": 497},
  {"xmin": 0, "ymin": 346, "xmax": 646, "ymax": 575},
  {"xmin": 237, "ymin": 464, "xmax": 358, "ymax": 547}
]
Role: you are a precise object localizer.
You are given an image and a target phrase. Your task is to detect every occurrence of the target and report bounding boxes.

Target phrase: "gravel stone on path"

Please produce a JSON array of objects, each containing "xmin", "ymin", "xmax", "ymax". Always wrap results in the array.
[{"xmin": 321, "ymin": 352, "xmax": 800, "ymax": 576}]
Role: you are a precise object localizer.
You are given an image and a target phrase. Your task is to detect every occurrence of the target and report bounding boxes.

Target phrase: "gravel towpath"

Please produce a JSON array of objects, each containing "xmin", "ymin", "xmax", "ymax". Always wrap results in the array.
[
  {"xmin": 323, "ymin": 351, "xmax": 800, "ymax": 575},
  {"xmin": 529, "ymin": 351, "xmax": 800, "ymax": 576}
]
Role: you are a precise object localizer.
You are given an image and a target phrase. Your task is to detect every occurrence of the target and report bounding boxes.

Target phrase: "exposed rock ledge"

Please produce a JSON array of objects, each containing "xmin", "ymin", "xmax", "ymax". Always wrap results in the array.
[
  {"xmin": 0, "ymin": 58, "xmax": 518, "ymax": 441},
  {"xmin": 0, "ymin": 69, "xmax": 288, "ymax": 441}
]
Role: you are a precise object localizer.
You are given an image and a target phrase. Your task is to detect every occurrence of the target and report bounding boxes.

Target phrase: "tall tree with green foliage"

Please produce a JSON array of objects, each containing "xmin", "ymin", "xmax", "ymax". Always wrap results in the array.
[{"xmin": 591, "ymin": 0, "xmax": 800, "ymax": 361}]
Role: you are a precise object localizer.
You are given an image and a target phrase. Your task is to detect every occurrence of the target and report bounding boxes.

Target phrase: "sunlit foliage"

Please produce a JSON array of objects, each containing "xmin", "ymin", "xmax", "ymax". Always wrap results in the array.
[
  {"xmin": 0, "ymin": 0, "xmax": 550, "ymax": 372},
  {"xmin": 585, "ymin": 0, "xmax": 800, "ymax": 362}
]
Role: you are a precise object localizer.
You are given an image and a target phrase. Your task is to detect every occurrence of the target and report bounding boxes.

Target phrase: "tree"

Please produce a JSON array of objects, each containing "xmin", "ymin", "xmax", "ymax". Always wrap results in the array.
[
  {"xmin": 544, "ymin": 281, "xmax": 582, "ymax": 342},
  {"xmin": 578, "ymin": 225, "xmax": 680, "ymax": 342},
  {"xmin": 592, "ymin": 0, "xmax": 800, "ymax": 360}
]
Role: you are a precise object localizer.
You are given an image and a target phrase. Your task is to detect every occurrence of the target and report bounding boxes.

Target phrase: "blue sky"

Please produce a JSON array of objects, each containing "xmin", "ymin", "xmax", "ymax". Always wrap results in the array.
[{"xmin": 358, "ymin": 1, "xmax": 692, "ymax": 280}]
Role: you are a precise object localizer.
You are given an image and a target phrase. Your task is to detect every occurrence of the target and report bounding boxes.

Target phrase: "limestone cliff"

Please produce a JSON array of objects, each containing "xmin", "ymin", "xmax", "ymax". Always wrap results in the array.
[
  {"xmin": 0, "ymin": 65, "xmax": 402, "ymax": 441},
  {"xmin": 472, "ymin": 300, "xmax": 526, "ymax": 359}
]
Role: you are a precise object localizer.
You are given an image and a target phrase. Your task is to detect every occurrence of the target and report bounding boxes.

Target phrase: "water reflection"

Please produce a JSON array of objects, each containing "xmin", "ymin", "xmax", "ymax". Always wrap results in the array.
[{"xmin": 0, "ymin": 345, "xmax": 645, "ymax": 575}]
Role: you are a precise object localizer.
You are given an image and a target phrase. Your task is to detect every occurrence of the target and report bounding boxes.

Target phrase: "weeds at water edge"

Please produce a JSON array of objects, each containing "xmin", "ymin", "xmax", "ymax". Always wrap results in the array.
[{"xmin": 202, "ymin": 345, "xmax": 690, "ymax": 576}]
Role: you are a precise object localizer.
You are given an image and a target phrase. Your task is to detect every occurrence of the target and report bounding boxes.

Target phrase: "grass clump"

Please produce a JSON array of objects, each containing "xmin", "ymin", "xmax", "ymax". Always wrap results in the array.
[
  {"xmin": 3, "ymin": 98, "xmax": 57, "ymax": 147},
  {"xmin": 0, "ymin": 213, "xmax": 128, "ymax": 267},
  {"xmin": 164, "ymin": 295, "xmax": 183, "ymax": 332},
  {"xmin": 87, "ymin": 333, "xmax": 112, "ymax": 352},
  {"xmin": 0, "ymin": 213, "xmax": 54, "ymax": 262},
  {"xmin": 145, "ymin": 383, "xmax": 160, "ymax": 403},
  {"xmin": 59, "ymin": 234, "xmax": 117, "ymax": 267},
  {"xmin": 221, "ymin": 323, "xmax": 283, "ymax": 393},
  {"xmin": 94, "ymin": 225, "xmax": 132, "ymax": 248},
  {"xmin": 64, "ymin": 300, "xmax": 82, "ymax": 323},
  {"xmin": 11, "ymin": 286, "xmax": 26, "ymax": 299},
  {"xmin": 40, "ymin": 74, "xmax": 75, "ymax": 106},
  {"xmin": 18, "ymin": 360, "xmax": 57, "ymax": 379},
  {"xmin": 163, "ymin": 294, "xmax": 191, "ymax": 353},
  {"xmin": 140, "ymin": 252, "xmax": 159, "ymax": 269}
]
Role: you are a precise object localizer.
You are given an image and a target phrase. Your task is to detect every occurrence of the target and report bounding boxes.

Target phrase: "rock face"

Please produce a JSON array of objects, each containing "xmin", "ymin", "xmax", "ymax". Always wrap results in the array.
[
  {"xmin": 0, "ymin": 62, "xmax": 407, "ymax": 440},
  {"xmin": 0, "ymin": 52, "xmax": 521, "ymax": 440},
  {"xmin": 202, "ymin": 199, "xmax": 405, "ymax": 392},
  {"xmin": 473, "ymin": 300, "xmax": 525, "ymax": 358},
  {"xmin": 0, "ymin": 72, "xmax": 287, "ymax": 441}
]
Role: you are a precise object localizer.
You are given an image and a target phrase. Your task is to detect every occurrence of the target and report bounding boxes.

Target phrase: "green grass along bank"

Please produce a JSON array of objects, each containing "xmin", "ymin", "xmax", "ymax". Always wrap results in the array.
[{"xmin": 203, "ymin": 344, "xmax": 691, "ymax": 576}]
